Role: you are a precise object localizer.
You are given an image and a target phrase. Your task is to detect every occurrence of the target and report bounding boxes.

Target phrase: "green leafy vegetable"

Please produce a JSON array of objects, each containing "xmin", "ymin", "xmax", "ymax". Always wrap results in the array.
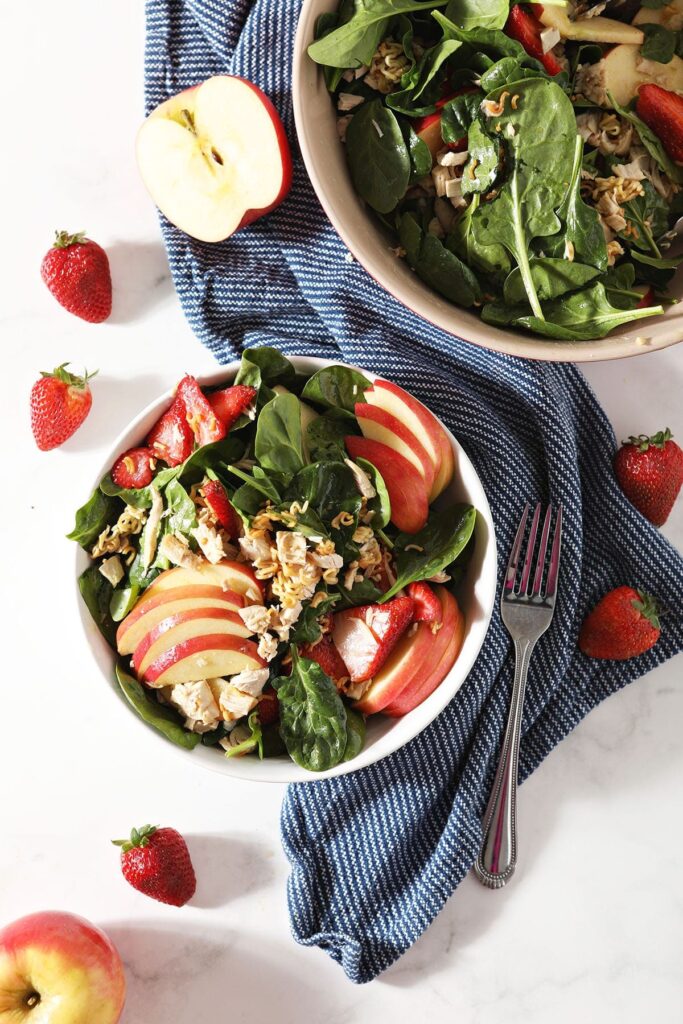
[
  {"xmin": 356, "ymin": 456, "xmax": 391, "ymax": 529},
  {"xmin": 67, "ymin": 489, "xmax": 119, "ymax": 550},
  {"xmin": 307, "ymin": 409, "xmax": 358, "ymax": 462},
  {"xmin": 619, "ymin": 181, "xmax": 669, "ymax": 257},
  {"xmin": 255, "ymin": 393, "xmax": 305, "ymax": 478},
  {"xmin": 413, "ymin": 231, "xmax": 482, "ymax": 307},
  {"xmin": 290, "ymin": 591, "xmax": 341, "ymax": 644},
  {"xmin": 640, "ymin": 23, "xmax": 677, "ymax": 63},
  {"xmin": 543, "ymin": 134, "xmax": 607, "ymax": 271},
  {"xmin": 608, "ymin": 93, "xmax": 683, "ymax": 186},
  {"xmin": 503, "ymin": 257, "xmax": 601, "ymax": 305},
  {"xmin": 631, "ymin": 248, "xmax": 683, "ymax": 289},
  {"xmin": 302, "ymin": 365, "xmax": 371, "ymax": 412},
  {"xmin": 115, "ymin": 665, "xmax": 200, "ymax": 750},
  {"xmin": 345, "ymin": 100, "xmax": 411, "ymax": 213},
  {"xmin": 110, "ymin": 584, "xmax": 139, "ymax": 623},
  {"xmin": 165, "ymin": 479, "xmax": 197, "ymax": 536},
  {"xmin": 78, "ymin": 565, "xmax": 117, "ymax": 647},
  {"xmin": 386, "ymin": 36, "xmax": 463, "ymax": 116},
  {"xmin": 447, "ymin": 194, "xmax": 511, "ymax": 277},
  {"xmin": 342, "ymin": 707, "xmax": 367, "ymax": 762},
  {"xmin": 440, "ymin": 91, "xmax": 481, "ymax": 144},
  {"xmin": 461, "ymin": 120, "xmax": 500, "ymax": 195},
  {"xmin": 225, "ymin": 709, "xmax": 264, "ymax": 759},
  {"xmin": 234, "ymin": 345, "xmax": 296, "ymax": 391},
  {"xmin": 444, "ymin": 0, "xmax": 509, "ymax": 31},
  {"xmin": 288, "ymin": 461, "xmax": 362, "ymax": 526},
  {"xmin": 382, "ymin": 504, "xmax": 476, "ymax": 600},
  {"xmin": 99, "ymin": 474, "xmax": 153, "ymax": 509},
  {"xmin": 401, "ymin": 122, "xmax": 433, "ymax": 183},
  {"xmin": 272, "ymin": 650, "xmax": 348, "ymax": 772}
]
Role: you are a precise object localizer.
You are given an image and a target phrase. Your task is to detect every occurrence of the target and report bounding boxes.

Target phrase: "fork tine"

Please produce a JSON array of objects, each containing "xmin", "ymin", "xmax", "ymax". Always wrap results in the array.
[
  {"xmin": 504, "ymin": 503, "xmax": 530, "ymax": 591},
  {"xmin": 518, "ymin": 502, "xmax": 541, "ymax": 594},
  {"xmin": 531, "ymin": 505, "xmax": 553, "ymax": 596},
  {"xmin": 545, "ymin": 505, "xmax": 563, "ymax": 599}
]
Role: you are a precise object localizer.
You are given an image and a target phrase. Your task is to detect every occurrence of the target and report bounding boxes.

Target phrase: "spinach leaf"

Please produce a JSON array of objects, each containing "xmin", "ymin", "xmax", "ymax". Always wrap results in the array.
[
  {"xmin": 447, "ymin": 193, "xmax": 511, "ymax": 276},
  {"xmin": 302, "ymin": 365, "xmax": 371, "ymax": 412},
  {"xmin": 78, "ymin": 565, "xmax": 117, "ymax": 647},
  {"xmin": 68, "ymin": 488, "xmax": 119, "ymax": 550},
  {"xmin": 272, "ymin": 650, "xmax": 348, "ymax": 772},
  {"xmin": 544, "ymin": 134, "xmax": 607, "ymax": 271},
  {"xmin": 399, "ymin": 210, "xmax": 424, "ymax": 266},
  {"xmin": 382, "ymin": 504, "xmax": 476, "ymax": 600},
  {"xmin": 503, "ymin": 257, "xmax": 601, "ymax": 305},
  {"xmin": 128, "ymin": 553, "xmax": 163, "ymax": 591},
  {"xmin": 468, "ymin": 77, "xmax": 577, "ymax": 318},
  {"xmin": 115, "ymin": 665, "xmax": 200, "ymax": 750},
  {"xmin": 234, "ymin": 346, "xmax": 296, "ymax": 391},
  {"xmin": 337, "ymin": 576, "xmax": 384, "ymax": 607},
  {"xmin": 165, "ymin": 478, "xmax": 197, "ymax": 536},
  {"xmin": 255, "ymin": 393, "xmax": 305, "ymax": 478},
  {"xmin": 440, "ymin": 91, "xmax": 481, "ymax": 144},
  {"xmin": 434, "ymin": 14, "xmax": 534, "ymax": 63},
  {"xmin": 290, "ymin": 591, "xmax": 341, "ymax": 645},
  {"xmin": 307, "ymin": 409, "xmax": 359, "ymax": 462},
  {"xmin": 461, "ymin": 120, "xmax": 500, "ymax": 195},
  {"xmin": 386, "ymin": 37, "xmax": 463, "ymax": 117},
  {"xmin": 608, "ymin": 93, "xmax": 683, "ymax": 186},
  {"xmin": 228, "ymin": 464, "xmax": 282, "ymax": 504},
  {"xmin": 631, "ymin": 248, "xmax": 683, "ymax": 288},
  {"xmin": 444, "ymin": 0, "xmax": 509, "ymax": 30},
  {"xmin": 307, "ymin": 0, "xmax": 449, "ymax": 69},
  {"xmin": 356, "ymin": 456, "xmax": 391, "ymax": 529},
  {"xmin": 619, "ymin": 181, "xmax": 669, "ymax": 257},
  {"xmin": 479, "ymin": 55, "xmax": 545, "ymax": 91},
  {"xmin": 401, "ymin": 121, "xmax": 433, "ymax": 183},
  {"xmin": 315, "ymin": 12, "xmax": 346, "ymax": 92},
  {"xmin": 288, "ymin": 462, "xmax": 362, "ymax": 526},
  {"xmin": 342, "ymin": 707, "xmax": 367, "ymax": 762},
  {"xmin": 641, "ymin": 23, "xmax": 676, "ymax": 63},
  {"xmin": 601, "ymin": 262, "xmax": 641, "ymax": 308},
  {"xmin": 414, "ymin": 231, "xmax": 482, "ymax": 307},
  {"xmin": 99, "ymin": 473, "xmax": 153, "ymax": 509},
  {"xmin": 110, "ymin": 584, "xmax": 139, "ymax": 623},
  {"xmin": 346, "ymin": 100, "xmax": 411, "ymax": 213},
  {"xmin": 225, "ymin": 709, "xmax": 264, "ymax": 759}
]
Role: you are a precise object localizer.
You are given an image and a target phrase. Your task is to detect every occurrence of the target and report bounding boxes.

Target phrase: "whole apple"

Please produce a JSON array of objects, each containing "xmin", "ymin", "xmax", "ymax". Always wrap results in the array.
[{"xmin": 0, "ymin": 912, "xmax": 125, "ymax": 1023}]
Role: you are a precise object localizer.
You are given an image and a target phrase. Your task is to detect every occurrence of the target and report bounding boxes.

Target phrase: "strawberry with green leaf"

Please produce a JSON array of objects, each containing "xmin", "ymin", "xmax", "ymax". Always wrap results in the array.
[
  {"xmin": 579, "ymin": 587, "xmax": 661, "ymax": 661},
  {"xmin": 112, "ymin": 824, "xmax": 196, "ymax": 907},
  {"xmin": 30, "ymin": 363, "xmax": 96, "ymax": 451},
  {"xmin": 41, "ymin": 230, "xmax": 112, "ymax": 322},
  {"xmin": 614, "ymin": 428, "xmax": 683, "ymax": 527}
]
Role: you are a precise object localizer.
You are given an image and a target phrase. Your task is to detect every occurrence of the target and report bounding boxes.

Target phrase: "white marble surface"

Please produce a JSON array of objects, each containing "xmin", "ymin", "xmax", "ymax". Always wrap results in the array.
[{"xmin": 3, "ymin": 3, "xmax": 683, "ymax": 1021}]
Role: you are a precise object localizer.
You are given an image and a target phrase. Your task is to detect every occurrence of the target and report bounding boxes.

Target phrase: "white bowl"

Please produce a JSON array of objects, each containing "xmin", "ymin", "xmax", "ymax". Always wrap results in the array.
[
  {"xmin": 293, "ymin": 0, "xmax": 683, "ymax": 362},
  {"xmin": 75, "ymin": 356, "xmax": 497, "ymax": 782}
]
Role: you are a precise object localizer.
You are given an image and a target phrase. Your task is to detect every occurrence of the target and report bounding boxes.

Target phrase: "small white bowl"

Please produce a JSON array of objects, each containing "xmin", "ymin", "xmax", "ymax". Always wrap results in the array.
[
  {"xmin": 75, "ymin": 356, "xmax": 497, "ymax": 782},
  {"xmin": 293, "ymin": 0, "xmax": 683, "ymax": 362}
]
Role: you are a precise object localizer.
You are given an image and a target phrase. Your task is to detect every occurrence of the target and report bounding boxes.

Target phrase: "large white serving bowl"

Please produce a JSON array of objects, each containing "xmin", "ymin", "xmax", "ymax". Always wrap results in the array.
[
  {"xmin": 293, "ymin": 0, "xmax": 683, "ymax": 362},
  {"xmin": 75, "ymin": 356, "xmax": 497, "ymax": 782}
]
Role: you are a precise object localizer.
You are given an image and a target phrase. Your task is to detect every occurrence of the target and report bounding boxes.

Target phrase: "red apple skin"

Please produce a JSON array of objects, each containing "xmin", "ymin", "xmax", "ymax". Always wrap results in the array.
[
  {"xmin": 116, "ymin": 585, "xmax": 246, "ymax": 655},
  {"xmin": 345, "ymin": 435, "xmax": 429, "ymax": 534},
  {"xmin": 143, "ymin": 633, "xmax": 266, "ymax": 686},
  {"xmin": 354, "ymin": 402, "xmax": 436, "ymax": 493},
  {"xmin": 131, "ymin": 606, "xmax": 250, "ymax": 675},
  {"xmin": 353, "ymin": 620, "xmax": 436, "ymax": 714},
  {"xmin": 232, "ymin": 77, "xmax": 293, "ymax": 229},
  {"xmin": 0, "ymin": 911, "xmax": 125, "ymax": 1023}
]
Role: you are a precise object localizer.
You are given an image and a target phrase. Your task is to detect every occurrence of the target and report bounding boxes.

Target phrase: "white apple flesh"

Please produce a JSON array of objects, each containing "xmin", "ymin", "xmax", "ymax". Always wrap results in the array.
[{"xmin": 136, "ymin": 75, "xmax": 292, "ymax": 242}]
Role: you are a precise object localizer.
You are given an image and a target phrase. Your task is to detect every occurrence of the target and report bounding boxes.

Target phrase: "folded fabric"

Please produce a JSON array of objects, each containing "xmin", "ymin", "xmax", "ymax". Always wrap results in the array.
[{"xmin": 144, "ymin": 0, "xmax": 683, "ymax": 983}]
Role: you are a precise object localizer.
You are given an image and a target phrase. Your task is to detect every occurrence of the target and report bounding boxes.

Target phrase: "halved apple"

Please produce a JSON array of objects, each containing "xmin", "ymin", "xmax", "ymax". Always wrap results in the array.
[
  {"xmin": 116, "ymin": 585, "xmax": 246, "ymax": 656},
  {"xmin": 132, "ymin": 607, "xmax": 252, "ymax": 677},
  {"xmin": 145, "ymin": 561, "xmax": 263, "ymax": 604},
  {"xmin": 143, "ymin": 634, "xmax": 265, "ymax": 687},
  {"xmin": 363, "ymin": 380, "xmax": 454, "ymax": 501},
  {"xmin": 355, "ymin": 402, "xmax": 436, "ymax": 494},
  {"xmin": 136, "ymin": 75, "xmax": 292, "ymax": 243},
  {"xmin": 345, "ymin": 435, "xmax": 429, "ymax": 534}
]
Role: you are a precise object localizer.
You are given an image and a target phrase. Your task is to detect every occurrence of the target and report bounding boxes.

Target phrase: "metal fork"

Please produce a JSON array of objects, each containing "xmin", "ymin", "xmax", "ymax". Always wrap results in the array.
[{"xmin": 474, "ymin": 503, "xmax": 563, "ymax": 889}]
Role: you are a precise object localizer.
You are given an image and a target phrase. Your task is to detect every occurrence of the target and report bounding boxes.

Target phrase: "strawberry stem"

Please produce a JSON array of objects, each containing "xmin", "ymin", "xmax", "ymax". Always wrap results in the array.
[
  {"xmin": 623, "ymin": 428, "xmax": 672, "ymax": 452},
  {"xmin": 52, "ymin": 230, "xmax": 87, "ymax": 249},
  {"xmin": 632, "ymin": 591, "xmax": 661, "ymax": 630},
  {"xmin": 112, "ymin": 823, "xmax": 157, "ymax": 854},
  {"xmin": 40, "ymin": 363, "xmax": 98, "ymax": 389}
]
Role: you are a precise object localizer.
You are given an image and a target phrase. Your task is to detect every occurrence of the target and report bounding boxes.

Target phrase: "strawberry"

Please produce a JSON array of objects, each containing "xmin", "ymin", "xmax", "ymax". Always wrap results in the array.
[
  {"xmin": 147, "ymin": 397, "xmax": 194, "ymax": 466},
  {"xmin": 40, "ymin": 230, "xmax": 112, "ymax": 323},
  {"xmin": 300, "ymin": 633, "xmax": 350, "ymax": 683},
  {"xmin": 207, "ymin": 384, "xmax": 257, "ymax": 431},
  {"xmin": 177, "ymin": 376, "xmax": 226, "ymax": 447},
  {"xmin": 636, "ymin": 85, "xmax": 683, "ymax": 165},
  {"xmin": 331, "ymin": 595, "xmax": 415, "ymax": 682},
  {"xmin": 579, "ymin": 587, "xmax": 661, "ymax": 660},
  {"xmin": 506, "ymin": 6, "xmax": 563, "ymax": 76},
  {"xmin": 202, "ymin": 479, "xmax": 240, "ymax": 537},
  {"xmin": 112, "ymin": 824, "xmax": 196, "ymax": 907},
  {"xmin": 614, "ymin": 428, "xmax": 683, "ymax": 527},
  {"xmin": 30, "ymin": 363, "xmax": 96, "ymax": 451},
  {"xmin": 111, "ymin": 447, "xmax": 156, "ymax": 489},
  {"xmin": 257, "ymin": 687, "xmax": 279, "ymax": 725},
  {"xmin": 406, "ymin": 581, "xmax": 442, "ymax": 623}
]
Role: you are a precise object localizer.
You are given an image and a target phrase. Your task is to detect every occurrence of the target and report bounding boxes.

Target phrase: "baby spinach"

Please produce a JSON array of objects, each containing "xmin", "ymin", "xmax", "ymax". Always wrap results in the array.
[
  {"xmin": 337, "ymin": 576, "xmax": 384, "ymax": 607},
  {"xmin": 413, "ymin": 231, "xmax": 482, "ymax": 307},
  {"xmin": 447, "ymin": 194, "xmax": 511, "ymax": 276},
  {"xmin": 272, "ymin": 650, "xmax": 348, "ymax": 772},
  {"xmin": 225, "ymin": 709, "xmax": 264, "ymax": 759},
  {"xmin": 503, "ymin": 257, "xmax": 601, "ymax": 305},
  {"xmin": 110, "ymin": 584, "xmax": 139, "ymax": 623},
  {"xmin": 78, "ymin": 565, "xmax": 117, "ymax": 648},
  {"xmin": 631, "ymin": 248, "xmax": 683, "ymax": 289},
  {"xmin": 401, "ymin": 122, "xmax": 433, "ymax": 183},
  {"xmin": 386, "ymin": 37, "xmax": 463, "ymax": 117},
  {"xmin": 307, "ymin": 408, "xmax": 359, "ymax": 462},
  {"xmin": 342, "ymin": 708, "xmax": 367, "ymax": 762},
  {"xmin": 255, "ymin": 393, "xmax": 305, "ymax": 478},
  {"xmin": 356, "ymin": 456, "xmax": 391, "ymax": 528},
  {"xmin": 115, "ymin": 665, "xmax": 200, "ymax": 750},
  {"xmin": 461, "ymin": 120, "xmax": 500, "ymax": 195},
  {"xmin": 288, "ymin": 461, "xmax": 362, "ymax": 526},
  {"xmin": 290, "ymin": 591, "xmax": 341, "ymax": 645},
  {"xmin": 434, "ymin": 14, "xmax": 532, "ymax": 62},
  {"xmin": 234, "ymin": 345, "xmax": 296, "ymax": 391},
  {"xmin": 544, "ymin": 134, "xmax": 607, "ymax": 271},
  {"xmin": 307, "ymin": 0, "xmax": 449, "ymax": 69},
  {"xmin": 382, "ymin": 503, "xmax": 476, "ymax": 600},
  {"xmin": 440, "ymin": 91, "xmax": 481, "ymax": 144},
  {"xmin": 99, "ymin": 474, "xmax": 154, "ymax": 509},
  {"xmin": 399, "ymin": 211, "xmax": 424, "ymax": 266},
  {"xmin": 640, "ymin": 23, "xmax": 677, "ymax": 63},
  {"xmin": 444, "ymin": 0, "xmax": 509, "ymax": 30},
  {"xmin": 67, "ymin": 488, "xmax": 119, "ymax": 550},
  {"xmin": 165, "ymin": 478, "xmax": 197, "ymax": 536},
  {"xmin": 345, "ymin": 100, "xmax": 412, "ymax": 213},
  {"xmin": 302, "ymin": 365, "xmax": 371, "ymax": 412},
  {"xmin": 608, "ymin": 94, "xmax": 683, "ymax": 186},
  {"xmin": 601, "ymin": 262, "xmax": 640, "ymax": 308},
  {"xmin": 315, "ymin": 11, "xmax": 346, "ymax": 92},
  {"xmin": 619, "ymin": 181, "xmax": 669, "ymax": 257},
  {"xmin": 479, "ymin": 55, "xmax": 545, "ymax": 92}
]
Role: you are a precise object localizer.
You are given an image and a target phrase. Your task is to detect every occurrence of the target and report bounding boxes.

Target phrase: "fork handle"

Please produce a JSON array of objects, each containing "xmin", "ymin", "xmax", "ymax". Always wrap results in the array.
[{"xmin": 474, "ymin": 637, "xmax": 534, "ymax": 889}]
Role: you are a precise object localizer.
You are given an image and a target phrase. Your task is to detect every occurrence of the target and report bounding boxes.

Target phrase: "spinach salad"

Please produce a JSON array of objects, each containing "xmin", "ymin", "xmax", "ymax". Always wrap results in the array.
[
  {"xmin": 308, "ymin": 0, "xmax": 683, "ymax": 340},
  {"xmin": 71, "ymin": 348, "xmax": 477, "ymax": 773}
]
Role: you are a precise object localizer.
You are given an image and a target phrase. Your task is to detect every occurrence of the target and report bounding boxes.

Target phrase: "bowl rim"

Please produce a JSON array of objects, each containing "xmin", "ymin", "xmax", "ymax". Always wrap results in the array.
[
  {"xmin": 74, "ymin": 355, "xmax": 498, "ymax": 783},
  {"xmin": 292, "ymin": 0, "xmax": 683, "ymax": 363}
]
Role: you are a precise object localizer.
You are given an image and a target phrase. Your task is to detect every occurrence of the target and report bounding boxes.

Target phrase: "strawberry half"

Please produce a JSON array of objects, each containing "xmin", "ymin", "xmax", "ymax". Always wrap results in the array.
[
  {"xmin": 579, "ymin": 587, "xmax": 661, "ymax": 660},
  {"xmin": 506, "ymin": 5, "xmax": 563, "ymax": 76},
  {"xmin": 202, "ymin": 479, "xmax": 240, "ymax": 537},
  {"xmin": 614, "ymin": 428, "xmax": 683, "ymax": 527},
  {"xmin": 111, "ymin": 447, "xmax": 156, "ymax": 489},
  {"xmin": 207, "ymin": 384, "xmax": 257, "ymax": 431},
  {"xmin": 112, "ymin": 824, "xmax": 196, "ymax": 907},
  {"xmin": 636, "ymin": 85, "xmax": 683, "ymax": 165},
  {"xmin": 331, "ymin": 595, "xmax": 415, "ymax": 683},
  {"xmin": 147, "ymin": 397, "xmax": 194, "ymax": 466},
  {"xmin": 177, "ymin": 375, "xmax": 226, "ymax": 447},
  {"xmin": 300, "ymin": 634, "xmax": 350, "ymax": 683},
  {"xmin": 406, "ymin": 581, "xmax": 442, "ymax": 623}
]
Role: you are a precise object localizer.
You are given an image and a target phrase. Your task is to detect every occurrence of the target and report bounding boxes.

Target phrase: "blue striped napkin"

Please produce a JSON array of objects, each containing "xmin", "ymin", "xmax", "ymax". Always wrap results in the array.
[{"xmin": 145, "ymin": 0, "xmax": 683, "ymax": 983}]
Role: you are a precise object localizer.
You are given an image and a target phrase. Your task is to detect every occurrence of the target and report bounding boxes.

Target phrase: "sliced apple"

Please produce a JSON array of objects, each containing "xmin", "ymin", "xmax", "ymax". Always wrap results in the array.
[
  {"xmin": 345, "ymin": 435, "xmax": 429, "ymax": 534},
  {"xmin": 414, "ymin": 112, "xmax": 445, "ymax": 161},
  {"xmin": 633, "ymin": 0, "xmax": 683, "ymax": 32},
  {"xmin": 116, "ymin": 585, "xmax": 246, "ymax": 656},
  {"xmin": 383, "ymin": 588, "xmax": 465, "ymax": 717},
  {"xmin": 537, "ymin": 4, "xmax": 644, "ymax": 44},
  {"xmin": 145, "ymin": 560, "xmax": 263, "ymax": 604},
  {"xmin": 363, "ymin": 380, "xmax": 454, "ymax": 501},
  {"xmin": 136, "ymin": 75, "xmax": 292, "ymax": 243},
  {"xmin": 143, "ymin": 634, "xmax": 265, "ymax": 687},
  {"xmin": 132, "ymin": 607, "xmax": 252, "ymax": 677},
  {"xmin": 601, "ymin": 44, "xmax": 683, "ymax": 106},
  {"xmin": 355, "ymin": 402, "xmax": 436, "ymax": 493},
  {"xmin": 353, "ymin": 619, "xmax": 438, "ymax": 714}
]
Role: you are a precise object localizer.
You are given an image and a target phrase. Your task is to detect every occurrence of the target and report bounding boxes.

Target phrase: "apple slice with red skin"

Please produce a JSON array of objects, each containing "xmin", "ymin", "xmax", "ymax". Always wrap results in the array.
[
  {"xmin": 345, "ymin": 435, "xmax": 429, "ymax": 534},
  {"xmin": 117, "ymin": 587, "xmax": 247, "ymax": 656},
  {"xmin": 136, "ymin": 75, "xmax": 292, "ymax": 243},
  {"xmin": 144, "ymin": 560, "xmax": 263, "ymax": 604},
  {"xmin": 355, "ymin": 402, "xmax": 436, "ymax": 494},
  {"xmin": 142, "ymin": 633, "xmax": 265, "ymax": 687},
  {"xmin": 132, "ymin": 607, "xmax": 252, "ymax": 677},
  {"xmin": 363, "ymin": 380, "xmax": 454, "ymax": 501},
  {"xmin": 383, "ymin": 588, "xmax": 465, "ymax": 716}
]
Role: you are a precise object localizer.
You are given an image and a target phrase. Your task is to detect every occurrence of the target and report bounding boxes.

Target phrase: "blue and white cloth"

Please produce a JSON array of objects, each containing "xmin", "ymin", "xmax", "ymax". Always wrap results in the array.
[{"xmin": 145, "ymin": 0, "xmax": 683, "ymax": 983}]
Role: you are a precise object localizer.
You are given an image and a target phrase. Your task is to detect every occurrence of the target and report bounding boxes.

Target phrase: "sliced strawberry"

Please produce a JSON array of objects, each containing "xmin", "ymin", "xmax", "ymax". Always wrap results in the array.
[
  {"xmin": 636, "ymin": 85, "xmax": 683, "ymax": 164},
  {"xmin": 202, "ymin": 479, "xmax": 240, "ymax": 538},
  {"xmin": 257, "ymin": 687, "xmax": 279, "ymax": 725},
  {"xmin": 300, "ymin": 634, "xmax": 350, "ymax": 683},
  {"xmin": 207, "ymin": 385, "xmax": 257, "ymax": 431},
  {"xmin": 111, "ymin": 447, "xmax": 156, "ymax": 489},
  {"xmin": 637, "ymin": 287, "xmax": 655, "ymax": 309},
  {"xmin": 176, "ymin": 375, "xmax": 226, "ymax": 447},
  {"xmin": 147, "ymin": 397, "xmax": 194, "ymax": 467},
  {"xmin": 505, "ymin": 5, "xmax": 563, "ymax": 76},
  {"xmin": 331, "ymin": 595, "xmax": 415, "ymax": 683},
  {"xmin": 406, "ymin": 582, "xmax": 442, "ymax": 623}
]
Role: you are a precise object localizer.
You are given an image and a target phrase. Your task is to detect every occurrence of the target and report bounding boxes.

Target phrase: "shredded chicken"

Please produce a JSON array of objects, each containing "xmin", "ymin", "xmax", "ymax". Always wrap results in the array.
[
  {"xmin": 158, "ymin": 532, "xmax": 203, "ymax": 570},
  {"xmin": 141, "ymin": 487, "xmax": 164, "ymax": 569},
  {"xmin": 576, "ymin": 111, "xmax": 633, "ymax": 157},
  {"xmin": 99, "ymin": 555, "xmax": 124, "ymax": 587}
]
